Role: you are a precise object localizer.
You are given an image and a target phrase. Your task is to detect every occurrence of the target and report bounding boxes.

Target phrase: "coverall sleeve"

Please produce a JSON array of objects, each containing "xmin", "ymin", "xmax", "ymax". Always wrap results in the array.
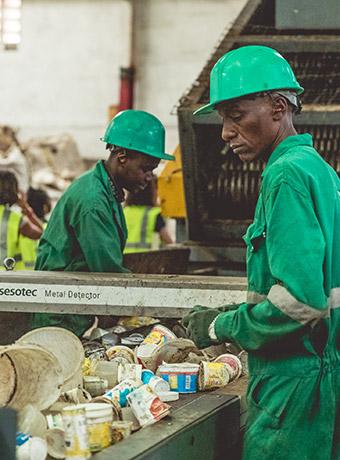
[
  {"xmin": 74, "ymin": 206, "xmax": 130, "ymax": 273},
  {"xmin": 213, "ymin": 182, "xmax": 328, "ymax": 351}
]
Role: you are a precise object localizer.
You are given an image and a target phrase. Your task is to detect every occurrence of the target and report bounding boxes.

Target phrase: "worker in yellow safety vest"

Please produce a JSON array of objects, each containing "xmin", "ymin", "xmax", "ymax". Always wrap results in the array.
[
  {"xmin": 19, "ymin": 187, "xmax": 51, "ymax": 269},
  {"xmin": 0, "ymin": 171, "xmax": 43, "ymax": 270},
  {"xmin": 124, "ymin": 175, "xmax": 173, "ymax": 253}
]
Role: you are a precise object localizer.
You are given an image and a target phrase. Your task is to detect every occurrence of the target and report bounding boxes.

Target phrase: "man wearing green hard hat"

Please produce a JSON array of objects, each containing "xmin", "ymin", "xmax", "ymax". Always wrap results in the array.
[
  {"xmin": 183, "ymin": 46, "xmax": 340, "ymax": 459},
  {"xmin": 32, "ymin": 110, "xmax": 174, "ymax": 336}
]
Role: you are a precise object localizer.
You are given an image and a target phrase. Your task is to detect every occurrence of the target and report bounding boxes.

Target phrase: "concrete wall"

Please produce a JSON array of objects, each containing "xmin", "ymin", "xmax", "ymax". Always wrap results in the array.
[
  {"xmin": 0, "ymin": 0, "xmax": 246, "ymax": 159},
  {"xmin": 134, "ymin": 0, "xmax": 247, "ymax": 154}
]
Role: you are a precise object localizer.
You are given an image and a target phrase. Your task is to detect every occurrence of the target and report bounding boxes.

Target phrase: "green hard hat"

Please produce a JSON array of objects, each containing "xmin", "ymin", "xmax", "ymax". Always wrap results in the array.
[
  {"xmin": 194, "ymin": 45, "xmax": 304, "ymax": 116},
  {"xmin": 102, "ymin": 110, "xmax": 174, "ymax": 161}
]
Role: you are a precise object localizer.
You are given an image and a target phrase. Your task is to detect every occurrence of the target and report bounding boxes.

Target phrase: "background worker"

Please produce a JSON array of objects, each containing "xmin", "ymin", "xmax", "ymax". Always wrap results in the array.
[
  {"xmin": 183, "ymin": 46, "xmax": 339, "ymax": 460},
  {"xmin": 32, "ymin": 109, "xmax": 174, "ymax": 337},
  {"xmin": 0, "ymin": 171, "xmax": 43, "ymax": 270},
  {"xmin": 19, "ymin": 187, "xmax": 51, "ymax": 269},
  {"xmin": 124, "ymin": 174, "xmax": 173, "ymax": 253}
]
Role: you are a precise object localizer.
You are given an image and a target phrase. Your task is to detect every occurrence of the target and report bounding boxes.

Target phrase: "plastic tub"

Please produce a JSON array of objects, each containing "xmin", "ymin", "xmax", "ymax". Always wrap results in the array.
[
  {"xmin": 77, "ymin": 403, "xmax": 113, "ymax": 452},
  {"xmin": 213, "ymin": 354, "xmax": 242, "ymax": 381},
  {"xmin": 198, "ymin": 361, "xmax": 230, "ymax": 390},
  {"xmin": 0, "ymin": 344, "xmax": 63, "ymax": 410},
  {"xmin": 158, "ymin": 363, "xmax": 199, "ymax": 393},
  {"xmin": 17, "ymin": 327, "xmax": 84, "ymax": 391}
]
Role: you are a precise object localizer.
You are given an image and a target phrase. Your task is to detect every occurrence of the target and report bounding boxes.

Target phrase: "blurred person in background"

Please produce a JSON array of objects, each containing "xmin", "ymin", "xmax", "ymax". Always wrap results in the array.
[
  {"xmin": 124, "ymin": 174, "xmax": 173, "ymax": 253},
  {"xmin": 0, "ymin": 171, "xmax": 43, "ymax": 270},
  {"xmin": 0, "ymin": 126, "xmax": 29, "ymax": 194},
  {"xmin": 19, "ymin": 187, "xmax": 51, "ymax": 269}
]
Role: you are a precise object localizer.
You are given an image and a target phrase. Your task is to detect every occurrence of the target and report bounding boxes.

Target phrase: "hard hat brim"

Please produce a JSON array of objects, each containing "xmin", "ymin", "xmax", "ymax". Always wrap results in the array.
[
  {"xmin": 194, "ymin": 83, "xmax": 304, "ymax": 117},
  {"xmin": 193, "ymin": 102, "xmax": 216, "ymax": 116},
  {"xmin": 100, "ymin": 137, "xmax": 175, "ymax": 161}
]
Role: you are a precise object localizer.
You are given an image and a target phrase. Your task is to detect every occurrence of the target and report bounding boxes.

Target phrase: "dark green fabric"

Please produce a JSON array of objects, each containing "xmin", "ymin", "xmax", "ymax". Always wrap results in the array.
[{"xmin": 32, "ymin": 161, "xmax": 129, "ymax": 336}]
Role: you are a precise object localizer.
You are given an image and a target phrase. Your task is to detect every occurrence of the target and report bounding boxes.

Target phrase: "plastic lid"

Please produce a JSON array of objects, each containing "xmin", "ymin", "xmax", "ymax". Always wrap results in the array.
[
  {"xmin": 158, "ymin": 391, "xmax": 179, "ymax": 402},
  {"xmin": 17, "ymin": 327, "xmax": 84, "ymax": 382},
  {"xmin": 159, "ymin": 363, "xmax": 200, "ymax": 373}
]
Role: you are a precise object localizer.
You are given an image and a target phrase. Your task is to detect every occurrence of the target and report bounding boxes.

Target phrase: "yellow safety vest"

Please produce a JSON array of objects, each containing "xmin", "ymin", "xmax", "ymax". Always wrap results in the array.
[
  {"xmin": 19, "ymin": 222, "xmax": 47, "ymax": 270},
  {"xmin": 19, "ymin": 236, "xmax": 38, "ymax": 269},
  {"xmin": 123, "ymin": 206, "xmax": 161, "ymax": 254},
  {"xmin": 0, "ymin": 204, "xmax": 24, "ymax": 270}
]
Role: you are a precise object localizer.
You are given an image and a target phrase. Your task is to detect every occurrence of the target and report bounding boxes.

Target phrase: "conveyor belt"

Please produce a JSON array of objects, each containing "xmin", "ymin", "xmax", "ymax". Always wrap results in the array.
[{"xmin": 92, "ymin": 391, "xmax": 242, "ymax": 460}]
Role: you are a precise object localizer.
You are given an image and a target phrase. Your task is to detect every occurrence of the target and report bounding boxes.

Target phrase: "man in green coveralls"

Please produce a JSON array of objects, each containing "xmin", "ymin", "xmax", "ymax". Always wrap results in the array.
[
  {"xmin": 183, "ymin": 46, "xmax": 339, "ymax": 459},
  {"xmin": 32, "ymin": 110, "xmax": 174, "ymax": 337}
]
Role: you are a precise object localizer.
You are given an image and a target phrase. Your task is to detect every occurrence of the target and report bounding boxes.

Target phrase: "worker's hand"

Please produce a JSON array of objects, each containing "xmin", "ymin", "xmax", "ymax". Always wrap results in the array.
[
  {"xmin": 182, "ymin": 308, "xmax": 221, "ymax": 349},
  {"xmin": 17, "ymin": 192, "xmax": 31, "ymax": 215}
]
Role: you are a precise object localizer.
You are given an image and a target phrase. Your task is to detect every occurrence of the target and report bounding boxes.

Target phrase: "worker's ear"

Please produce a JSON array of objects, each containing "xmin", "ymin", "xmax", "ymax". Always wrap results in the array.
[
  {"xmin": 116, "ymin": 150, "xmax": 128, "ymax": 165},
  {"xmin": 272, "ymin": 95, "xmax": 288, "ymax": 121}
]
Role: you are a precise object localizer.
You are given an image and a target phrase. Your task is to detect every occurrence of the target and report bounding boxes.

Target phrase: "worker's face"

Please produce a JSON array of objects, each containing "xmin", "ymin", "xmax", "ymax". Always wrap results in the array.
[
  {"xmin": 119, "ymin": 151, "xmax": 160, "ymax": 193},
  {"xmin": 217, "ymin": 96, "xmax": 280, "ymax": 162}
]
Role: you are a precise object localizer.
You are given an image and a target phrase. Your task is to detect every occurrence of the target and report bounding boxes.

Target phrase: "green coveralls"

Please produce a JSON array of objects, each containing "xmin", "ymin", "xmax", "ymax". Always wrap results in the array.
[
  {"xmin": 212, "ymin": 134, "xmax": 340, "ymax": 459},
  {"xmin": 32, "ymin": 161, "xmax": 129, "ymax": 336}
]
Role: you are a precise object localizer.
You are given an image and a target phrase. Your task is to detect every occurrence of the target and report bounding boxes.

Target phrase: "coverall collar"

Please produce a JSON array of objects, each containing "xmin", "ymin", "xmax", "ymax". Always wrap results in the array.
[
  {"xmin": 263, "ymin": 133, "xmax": 313, "ymax": 177},
  {"xmin": 95, "ymin": 160, "xmax": 125, "ymax": 202}
]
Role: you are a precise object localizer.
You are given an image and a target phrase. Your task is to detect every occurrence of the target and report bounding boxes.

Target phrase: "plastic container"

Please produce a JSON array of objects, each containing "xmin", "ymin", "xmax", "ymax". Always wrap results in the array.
[
  {"xmin": 104, "ymin": 378, "xmax": 142, "ymax": 408},
  {"xmin": 77, "ymin": 403, "xmax": 113, "ymax": 453},
  {"xmin": 137, "ymin": 326, "xmax": 177, "ymax": 367},
  {"xmin": 150, "ymin": 339, "xmax": 199, "ymax": 372},
  {"xmin": 213, "ymin": 354, "xmax": 242, "ymax": 381},
  {"xmin": 148, "ymin": 376, "xmax": 170, "ymax": 395},
  {"xmin": 117, "ymin": 363, "xmax": 142, "ymax": 383},
  {"xmin": 83, "ymin": 376, "xmax": 108, "ymax": 397},
  {"xmin": 106, "ymin": 345, "xmax": 137, "ymax": 364},
  {"xmin": 62, "ymin": 405, "xmax": 90, "ymax": 460},
  {"xmin": 17, "ymin": 327, "xmax": 84, "ymax": 391},
  {"xmin": 0, "ymin": 344, "xmax": 63, "ymax": 410},
  {"xmin": 143, "ymin": 325, "xmax": 177, "ymax": 347},
  {"xmin": 111, "ymin": 421, "xmax": 133, "ymax": 444},
  {"xmin": 198, "ymin": 361, "xmax": 230, "ymax": 390},
  {"xmin": 141, "ymin": 369, "xmax": 155, "ymax": 385},
  {"xmin": 90, "ymin": 397, "xmax": 122, "ymax": 421},
  {"xmin": 16, "ymin": 436, "xmax": 48, "ymax": 460},
  {"xmin": 91, "ymin": 360, "xmax": 119, "ymax": 388},
  {"xmin": 158, "ymin": 391, "xmax": 179, "ymax": 402},
  {"xmin": 18, "ymin": 405, "xmax": 47, "ymax": 438},
  {"xmin": 127, "ymin": 385, "xmax": 170, "ymax": 427},
  {"xmin": 46, "ymin": 428, "xmax": 66, "ymax": 459},
  {"xmin": 158, "ymin": 363, "xmax": 199, "ymax": 394}
]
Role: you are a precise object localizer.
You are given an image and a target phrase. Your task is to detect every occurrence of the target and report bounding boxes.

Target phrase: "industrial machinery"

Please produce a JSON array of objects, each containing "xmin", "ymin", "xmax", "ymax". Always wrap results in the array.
[{"xmin": 176, "ymin": 0, "xmax": 340, "ymax": 275}]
